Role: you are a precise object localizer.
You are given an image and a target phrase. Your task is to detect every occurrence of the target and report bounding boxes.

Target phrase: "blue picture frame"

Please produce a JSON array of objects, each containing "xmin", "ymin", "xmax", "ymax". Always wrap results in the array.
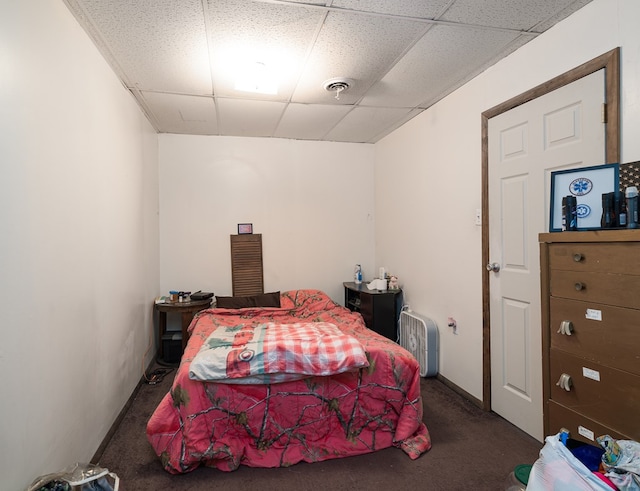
[{"xmin": 549, "ymin": 163, "xmax": 619, "ymax": 232}]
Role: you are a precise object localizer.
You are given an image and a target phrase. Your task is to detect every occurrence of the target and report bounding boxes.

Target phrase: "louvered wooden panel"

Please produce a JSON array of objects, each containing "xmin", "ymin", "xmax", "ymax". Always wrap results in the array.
[{"xmin": 230, "ymin": 234, "xmax": 264, "ymax": 296}]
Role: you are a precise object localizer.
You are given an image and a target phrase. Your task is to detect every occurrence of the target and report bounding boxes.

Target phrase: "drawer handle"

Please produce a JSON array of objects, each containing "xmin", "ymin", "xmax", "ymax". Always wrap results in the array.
[
  {"xmin": 573, "ymin": 253, "xmax": 584, "ymax": 262},
  {"xmin": 556, "ymin": 373, "xmax": 572, "ymax": 391},
  {"xmin": 574, "ymin": 282, "xmax": 585, "ymax": 291},
  {"xmin": 557, "ymin": 320, "xmax": 573, "ymax": 336}
]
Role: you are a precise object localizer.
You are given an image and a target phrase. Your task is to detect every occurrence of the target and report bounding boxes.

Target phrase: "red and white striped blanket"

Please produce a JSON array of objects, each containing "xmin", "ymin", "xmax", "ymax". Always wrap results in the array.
[{"xmin": 189, "ymin": 321, "xmax": 369, "ymax": 384}]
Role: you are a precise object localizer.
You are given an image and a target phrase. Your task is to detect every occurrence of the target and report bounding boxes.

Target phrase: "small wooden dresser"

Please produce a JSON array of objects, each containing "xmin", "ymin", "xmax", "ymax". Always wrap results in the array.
[{"xmin": 539, "ymin": 230, "xmax": 640, "ymax": 444}]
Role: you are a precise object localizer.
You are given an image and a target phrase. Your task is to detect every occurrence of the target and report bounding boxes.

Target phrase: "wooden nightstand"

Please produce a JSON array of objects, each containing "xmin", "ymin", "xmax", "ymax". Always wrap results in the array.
[
  {"xmin": 155, "ymin": 298, "xmax": 212, "ymax": 359},
  {"xmin": 343, "ymin": 282, "xmax": 403, "ymax": 341}
]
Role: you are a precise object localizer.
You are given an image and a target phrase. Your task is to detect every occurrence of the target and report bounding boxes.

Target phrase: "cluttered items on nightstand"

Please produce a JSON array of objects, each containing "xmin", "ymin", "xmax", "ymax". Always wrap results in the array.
[
  {"xmin": 359, "ymin": 265, "xmax": 400, "ymax": 292},
  {"xmin": 155, "ymin": 290, "xmax": 213, "ymax": 304}
]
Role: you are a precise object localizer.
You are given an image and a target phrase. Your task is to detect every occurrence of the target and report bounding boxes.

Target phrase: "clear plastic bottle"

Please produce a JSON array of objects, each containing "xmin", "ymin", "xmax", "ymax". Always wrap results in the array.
[
  {"xmin": 354, "ymin": 264, "xmax": 362, "ymax": 284},
  {"xmin": 504, "ymin": 471, "xmax": 526, "ymax": 491},
  {"xmin": 504, "ymin": 464, "xmax": 531, "ymax": 491}
]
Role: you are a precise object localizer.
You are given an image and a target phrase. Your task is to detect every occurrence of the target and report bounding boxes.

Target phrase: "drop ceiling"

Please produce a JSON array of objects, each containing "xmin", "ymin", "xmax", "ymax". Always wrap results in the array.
[{"xmin": 63, "ymin": 0, "xmax": 593, "ymax": 143}]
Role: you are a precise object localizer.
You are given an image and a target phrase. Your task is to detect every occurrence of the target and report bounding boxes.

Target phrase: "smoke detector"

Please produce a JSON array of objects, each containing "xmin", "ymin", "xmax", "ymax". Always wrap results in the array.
[{"xmin": 323, "ymin": 77, "xmax": 353, "ymax": 100}]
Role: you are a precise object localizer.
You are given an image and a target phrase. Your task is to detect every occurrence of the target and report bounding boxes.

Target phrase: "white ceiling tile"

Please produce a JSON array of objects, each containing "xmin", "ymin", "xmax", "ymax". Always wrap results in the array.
[
  {"xmin": 216, "ymin": 98, "xmax": 286, "ymax": 137},
  {"xmin": 532, "ymin": 0, "xmax": 593, "ymax": 32},
  {"xmin": 141, "ymin": 92, "xmax": 218, "ymax": 135},
  {"xmin": 291, "ymin": 10, "xmax": 426, "ymax": 104},
  {"xmin": 74, "ymin": 0, "xmax": 211, "ymax": 94},
  {"xmin": 270, "ymin": 0, "xmax": 328, "ymax": 4},
  {"xmin": 440, "ymin": 0, "xmax": 578, "ymax": 31},
  {"xmin": 361, "ymin": 25, "xmax": 521, "ymax": 108},
  {"xmin": 331, "ymin": 0, "xmax": 453, "ymax": 18},
  {"xmin": 273, "ymin": 103, "xmax": 353, "ymax": 140},
  {"xmin": 324, "ymin": 106, "xmax": 415, "ymax": 143}
]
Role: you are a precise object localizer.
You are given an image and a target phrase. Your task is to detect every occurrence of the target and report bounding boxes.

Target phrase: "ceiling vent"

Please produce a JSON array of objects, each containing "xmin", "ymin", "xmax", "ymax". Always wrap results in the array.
[{"xmin": 323, "ymin": 78, "xmax": 353, "ymax": 100}]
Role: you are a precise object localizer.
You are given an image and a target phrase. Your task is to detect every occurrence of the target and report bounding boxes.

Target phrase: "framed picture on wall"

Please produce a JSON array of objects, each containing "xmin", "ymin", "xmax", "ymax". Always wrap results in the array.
[
  {"xmin": 549, "ymin": 163, "xmax": 619, "ymax": 231},
  {"xmin": 237, "ymin": 223, "xmax": 253, "ymax": 235}
]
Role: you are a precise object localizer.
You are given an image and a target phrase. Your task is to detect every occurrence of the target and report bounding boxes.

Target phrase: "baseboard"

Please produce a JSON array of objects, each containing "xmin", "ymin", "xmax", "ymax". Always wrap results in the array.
[
  {"xmin": 91, "ymin": 356, "xmax": 156, "ymax": 464},
  {"xmin": 435, "ymin": 373, "xmax": 484, "ymax": 410}
]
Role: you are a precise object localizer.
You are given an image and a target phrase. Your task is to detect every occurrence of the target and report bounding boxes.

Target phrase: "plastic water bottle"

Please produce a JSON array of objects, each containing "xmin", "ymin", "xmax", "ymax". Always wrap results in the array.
[{"xmin": 354, "ymin": 264, "xmax": 362, "ymax": 284}]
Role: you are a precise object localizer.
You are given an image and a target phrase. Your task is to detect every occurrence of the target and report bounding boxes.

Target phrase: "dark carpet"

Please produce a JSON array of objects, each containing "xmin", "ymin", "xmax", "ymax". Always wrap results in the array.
[{"xmin": 95, "ymin": 366, "xmax": 542, "ymax": 490}]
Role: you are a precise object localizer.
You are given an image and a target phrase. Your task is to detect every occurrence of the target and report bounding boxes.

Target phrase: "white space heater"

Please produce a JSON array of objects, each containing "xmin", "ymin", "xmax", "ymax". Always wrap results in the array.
[{"xmin": 399, "ymin": 310, "xmax": 438, "ymax": 377}]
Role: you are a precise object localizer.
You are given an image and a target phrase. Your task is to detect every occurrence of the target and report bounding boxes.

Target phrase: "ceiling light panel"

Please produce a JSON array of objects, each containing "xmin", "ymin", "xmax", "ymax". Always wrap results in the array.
[
  {"xmin": 70, "ymin": 0, "xmax": 212, "ymax": 94},
  {"xmin": 292, "ymin": 10, "xmax": 427, "ymax": 104},
  {"xmin": 205, "ymin": 0, "xmax": 324, "ymax": 101}
]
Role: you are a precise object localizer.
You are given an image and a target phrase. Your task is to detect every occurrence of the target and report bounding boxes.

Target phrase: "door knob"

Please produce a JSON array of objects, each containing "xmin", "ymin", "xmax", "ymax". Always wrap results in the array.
[{"xmin": 486, "ymin": 262, "xmax": 501, "ymax": 273}]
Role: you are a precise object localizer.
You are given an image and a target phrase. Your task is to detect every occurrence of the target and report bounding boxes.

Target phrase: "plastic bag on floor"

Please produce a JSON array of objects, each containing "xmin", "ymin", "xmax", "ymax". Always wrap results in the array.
[
  {"xmin": 598, "ymin": 435, "xmax": 640, "ymax": 491},
  {"xmin": 526, "ymin": 434, "xmax": 611, "ymax": 491},
  {"xmin": 26, "ymin": 463, "xmax": 119, "ymax": 491}
]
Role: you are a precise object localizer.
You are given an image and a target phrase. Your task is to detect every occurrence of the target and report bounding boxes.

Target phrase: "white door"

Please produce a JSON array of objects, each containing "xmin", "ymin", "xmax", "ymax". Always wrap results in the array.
[{"xmin": 488, "ymin": 70, "xmax": 606, "ymax": 440}]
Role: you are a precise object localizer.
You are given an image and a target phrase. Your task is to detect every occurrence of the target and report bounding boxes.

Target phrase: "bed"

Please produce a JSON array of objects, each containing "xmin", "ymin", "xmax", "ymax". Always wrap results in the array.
[{"xmin": 146, "ymin": 289, "xmax": 431, "ymax": 474}]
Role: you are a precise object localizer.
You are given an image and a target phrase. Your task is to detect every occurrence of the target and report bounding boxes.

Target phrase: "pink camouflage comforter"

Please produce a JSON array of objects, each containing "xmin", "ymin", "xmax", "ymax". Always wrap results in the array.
[{"xmin": 146, "ymin": 289, "xmax": 431, "ymax": 474}]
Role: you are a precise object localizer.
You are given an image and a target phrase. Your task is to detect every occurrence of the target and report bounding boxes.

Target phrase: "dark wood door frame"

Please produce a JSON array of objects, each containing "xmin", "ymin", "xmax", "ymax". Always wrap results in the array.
[{"xmin": 480, "ymin": 48, "xmax": 621, "ymax": 411}]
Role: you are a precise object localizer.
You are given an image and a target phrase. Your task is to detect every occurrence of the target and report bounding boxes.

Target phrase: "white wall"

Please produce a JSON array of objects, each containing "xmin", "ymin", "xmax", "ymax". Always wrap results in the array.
[
  {"xmin": 159, "ymin": 134, "xmax": 375, "ymax": 304},
  {"xmin": 374, "ymin": 0, "xmax": 640, "ymax": 400},
  {"xmin": 0, "ymin": 2, "xmax": 159, "ymax": 490}
]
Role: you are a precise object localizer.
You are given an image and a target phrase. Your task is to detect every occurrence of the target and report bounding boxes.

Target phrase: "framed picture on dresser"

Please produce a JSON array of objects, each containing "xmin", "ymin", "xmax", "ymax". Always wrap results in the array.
[{"xmin": 549, "ymin": 163, "xmax": 619, "ymax": 231}]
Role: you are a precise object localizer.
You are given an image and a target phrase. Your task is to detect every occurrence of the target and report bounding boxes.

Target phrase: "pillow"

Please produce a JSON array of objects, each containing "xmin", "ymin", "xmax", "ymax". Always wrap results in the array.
[
  {"xmin": 215, "ymin": 291, "xmax": 281, "ymax": 309},
  {"xmin": 188, "ymin": 322, "xmax": 369, "ymax": 384}
]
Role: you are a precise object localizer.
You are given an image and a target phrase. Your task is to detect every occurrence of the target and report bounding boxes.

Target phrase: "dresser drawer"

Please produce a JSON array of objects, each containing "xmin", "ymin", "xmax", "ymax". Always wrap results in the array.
[
  {"xmin": 548, "ymin": 242, "xmax": 640, "ymax": 274},
  {"xmin": 550, "ymin": 297, "xmax": 640, "ymax": 376},
  {"xmin": 550, "ymin": 350, "xmax": 640, "ymax": 438},
  {"xmin": 549, "ymin": 270, "xmax": 640, "ymax": 309},
  {"xmin": 547, "ymin": 400, "xmax": 634, "ymax": 443}
]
